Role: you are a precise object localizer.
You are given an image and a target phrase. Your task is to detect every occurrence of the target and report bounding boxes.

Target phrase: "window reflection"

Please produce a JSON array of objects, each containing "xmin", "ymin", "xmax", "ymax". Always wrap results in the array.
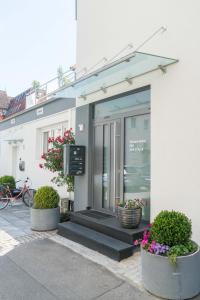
[{"xmin": 94, "ymin": 89, "xmax": 150, "ymax": 119}]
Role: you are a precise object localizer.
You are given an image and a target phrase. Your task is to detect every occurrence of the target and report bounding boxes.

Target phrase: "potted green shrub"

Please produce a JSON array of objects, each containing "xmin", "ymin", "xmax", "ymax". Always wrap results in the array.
[
  {"xmin": 136, "ymin": 210, "xmax": 200, "ymax": 299},
  {"xmin": 0, "ymin": 175, "xmax": 16, "ymax": 189},
  {"xmin": 31, "ymin": 186, "xmax": 60, "ymax": 231},
  {"xmin": 118, "ymin": 199, "xmax": 144, "ymax": 228}
]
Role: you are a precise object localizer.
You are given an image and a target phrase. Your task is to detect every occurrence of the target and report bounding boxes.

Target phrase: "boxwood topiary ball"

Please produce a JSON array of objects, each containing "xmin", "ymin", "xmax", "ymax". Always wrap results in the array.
[
  {"xmin": 151, "ymin": 210, "xmax": 192, "ymax": 247},
  {"xmin": 34, "ymin": 186, "xmax": 60, "ymax": 209},
  {"xmin": 0, "ymin": 175, "xmax": 16, "ymax": 189}
]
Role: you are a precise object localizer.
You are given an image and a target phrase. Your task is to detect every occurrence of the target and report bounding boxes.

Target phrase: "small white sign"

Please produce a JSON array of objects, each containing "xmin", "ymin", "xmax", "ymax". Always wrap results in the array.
[
  {"xmin": 78, "ymin": 123, "xmax": 84, "ymax": 131},
  {"xmin": 129, "ymin": 139, "xmax": 146, "ymax": 152},
  {"xmin": 36, "ymin": 107, "xmax": 44, "ymax": 116},
  {"xmin": 11, "ymin": 118, "xmax": 15, "ymax": 125}
]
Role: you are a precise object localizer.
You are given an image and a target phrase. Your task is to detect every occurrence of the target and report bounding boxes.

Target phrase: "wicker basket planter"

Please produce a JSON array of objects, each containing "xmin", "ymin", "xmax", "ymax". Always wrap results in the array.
[{"xmin": 118, "ymin": 207, "xmax": 142, "ymax": 228}]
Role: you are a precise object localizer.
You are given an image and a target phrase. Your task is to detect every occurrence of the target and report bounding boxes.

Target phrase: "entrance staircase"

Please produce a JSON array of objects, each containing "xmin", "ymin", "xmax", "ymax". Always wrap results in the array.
[{"xmin": 58, "ymin": 210, "xmax": 147, "ymax": 261}]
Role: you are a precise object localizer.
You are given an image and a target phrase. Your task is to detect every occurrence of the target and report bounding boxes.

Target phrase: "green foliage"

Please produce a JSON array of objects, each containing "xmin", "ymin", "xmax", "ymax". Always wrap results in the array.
[
  {"xmin": 40, "ymin": 129, "xmax": 75, "ymax": 192},
  {"xmin": 151, "ymin": 210, "xmax": 192, "ymax": 247},
  {"xmin": 32, "ymin": 80, "xmax": 40, "ymax": 90},
  {"xmin": 119, "ymin": 199, "xmax": 144, "ymax": 209},
  {"xmin": 168, "ymin": 241, "xmax": 198, "ymax": 265},
  {"xmin": 34, "ymin": 186, "xmax": 60, "ymax": 209},
  {"xmin": 0, "ymin": 175, "xmax": 16, "ymax": 189}
]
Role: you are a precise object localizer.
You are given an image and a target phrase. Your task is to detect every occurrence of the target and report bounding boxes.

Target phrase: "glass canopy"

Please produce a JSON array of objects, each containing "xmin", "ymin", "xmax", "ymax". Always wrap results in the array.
[{"xmin": 57, "ymin": 51, "xmax": 178, "ymax": 99}]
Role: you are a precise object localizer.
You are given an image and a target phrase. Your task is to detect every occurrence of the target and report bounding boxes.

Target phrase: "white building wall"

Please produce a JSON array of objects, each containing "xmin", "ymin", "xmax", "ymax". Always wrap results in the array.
[
  {"xmin": 76, "ymin": 0, "xmax": 200, "ymax": 243},
  {"xmin": 0, "ymin": 108, "xmax": 75, "ymax": 198}
]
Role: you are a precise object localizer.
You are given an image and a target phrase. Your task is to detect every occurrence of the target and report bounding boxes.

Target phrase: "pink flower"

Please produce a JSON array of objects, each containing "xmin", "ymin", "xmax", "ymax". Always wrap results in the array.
[
  {"xmin": 41, "ymin": 153, "xmax": 46, "ymax": 159},
  {"xmin": 141, "ymin": 239, "xmax": 148, "ymax": 247},
  {"xmin": 134, "ymin": 240, "xmax": 139, "ymax": 246},
  {"xmin": 64, "ymin": 131, "xmax": 69, "ymax": 137}
]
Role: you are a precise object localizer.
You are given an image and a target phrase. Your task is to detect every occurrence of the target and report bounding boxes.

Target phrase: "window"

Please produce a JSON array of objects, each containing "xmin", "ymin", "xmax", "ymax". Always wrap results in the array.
[
  {"xmin": 42, "ymin": 131, "xmax": 49, "ymax": 153},
  {"xmin": 94, "ymin": 88, "xmax": 150, "ymax": 119},
  {"xmin": 41, "ymin": 121, "xmax": 69, "ymax": 154}
]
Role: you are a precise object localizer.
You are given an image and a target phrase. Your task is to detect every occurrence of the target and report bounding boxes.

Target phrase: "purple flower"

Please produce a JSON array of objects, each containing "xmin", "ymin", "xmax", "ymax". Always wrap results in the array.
[{"xmin": 152, "ymin": 243, "xmax": 170, "ymax": 255}]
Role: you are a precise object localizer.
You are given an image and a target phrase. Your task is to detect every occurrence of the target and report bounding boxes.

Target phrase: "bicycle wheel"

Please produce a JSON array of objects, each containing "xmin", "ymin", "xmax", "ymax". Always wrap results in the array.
[
  {"xmin": 23, "ymin": 190, "xmax": 34, "ymax": 207},
  {"xmin": 0, "ymin": 193, "xmax": 9, "ymax": 210}
]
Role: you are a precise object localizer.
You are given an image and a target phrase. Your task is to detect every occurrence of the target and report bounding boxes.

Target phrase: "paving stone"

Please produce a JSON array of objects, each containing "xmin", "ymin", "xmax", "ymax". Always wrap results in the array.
[
  {"xmin": 0, "ymin": 256, "xmax": 57, "ymax": 300},
  {"xmin": 8, "ymin": 239, "xmax": 124, "ymax": 300},
  {"xmin": 0, "ymin": 204, "xmax": 56, "ymax": 256},
  {"xmin": 51, "ymin": 234, "xmax": 143, "ymax": 289}
]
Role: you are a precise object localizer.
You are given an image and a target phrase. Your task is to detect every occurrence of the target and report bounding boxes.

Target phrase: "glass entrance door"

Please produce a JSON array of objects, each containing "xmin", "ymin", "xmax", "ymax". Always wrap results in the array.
[
  {"xmin": 93, "ymin": 119, "xmax": 121, "ymax": 213},
  {"xmin": 93, "ymin": 113, "xmax": 150, "ymax": 220}
]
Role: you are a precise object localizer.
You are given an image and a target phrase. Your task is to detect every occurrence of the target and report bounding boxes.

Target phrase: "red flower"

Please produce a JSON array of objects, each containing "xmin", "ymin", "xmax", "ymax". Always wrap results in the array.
[
  {"xmin": 41, "ymin": 153, "xmax": 46, "ymax": 159},
  {"xmin": 39, "ymin": 163, "xmax": 43, "ymax": 168}
]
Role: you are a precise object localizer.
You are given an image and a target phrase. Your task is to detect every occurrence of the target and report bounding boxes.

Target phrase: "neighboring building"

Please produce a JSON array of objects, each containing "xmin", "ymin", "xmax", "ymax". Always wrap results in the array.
[
  {"xmin": 61, "ymin": 0, "xmax": 200, "ymax": 246},
  {"xmin": 5, "ymin": 89, "xmax": 31, "ymax": 117},
  {"xmin": 0, "ymin": 96, "xmax": 75, "ymax": 197},
  {"xmin": 0, "ymin": 90, "xmax": 10, "ymax": 119}
]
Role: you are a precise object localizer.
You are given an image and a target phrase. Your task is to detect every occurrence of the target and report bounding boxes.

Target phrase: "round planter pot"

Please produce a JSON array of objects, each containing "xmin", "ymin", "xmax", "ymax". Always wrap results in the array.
[
  {"xmin": 141, "ymin": 245, "xmax": 200, "ymax": 299},
  {"xmin": 31, "ymin": 207, "xmax": 60, "ymax": 231},
  {"xmin": 118, "ymin": 207, "xmax": 142, "ymax": 228}
]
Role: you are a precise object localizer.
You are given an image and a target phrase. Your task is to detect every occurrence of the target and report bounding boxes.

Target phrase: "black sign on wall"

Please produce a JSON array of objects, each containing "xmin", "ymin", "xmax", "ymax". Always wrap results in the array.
[{"xmin": 64, "ymin": 145, "xmax": 85, "ymax": 176}]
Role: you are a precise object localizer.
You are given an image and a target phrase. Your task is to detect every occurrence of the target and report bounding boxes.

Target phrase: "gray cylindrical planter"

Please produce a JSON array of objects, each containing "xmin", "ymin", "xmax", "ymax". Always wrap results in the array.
[
  {"xmin": 118, "ymin": 207, "xmax": 142, "ymax": 228},
  {"xmin": 141, "ymin": 246, "xmax": 200, "ymax": 299},
  {"xmin": 31, "ymin": 207, "xmax": 60, "ymax": 231}
]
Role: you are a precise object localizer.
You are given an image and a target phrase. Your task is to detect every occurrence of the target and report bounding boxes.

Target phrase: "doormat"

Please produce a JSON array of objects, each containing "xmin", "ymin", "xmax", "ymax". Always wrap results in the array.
[{"xmin": 79, "ymin": 210, "xmax": 113, "ymax": 220}]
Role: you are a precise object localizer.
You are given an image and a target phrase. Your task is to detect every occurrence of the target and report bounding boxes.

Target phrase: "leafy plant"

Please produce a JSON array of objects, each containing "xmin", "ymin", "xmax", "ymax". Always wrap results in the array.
[
  {"xmin": 168, "ymin": 241, "xmax": 197, "ymax": 265},
  {"xmin": 134, "ymin": 211, "xmax": 197, "ymax": 265},
  {"xmin": 39, "ymin": 129, "xmax": 75, "ymax": 192},
  {"xmin": 151, "ymin": 210, "xmax": 192, "ymax": 247},
  {"xmin": 34, "ymin": 186, "xmax": 60, "ymax": 209},
  {"xmin": 0, "ymin": 175, "xmax": 16, "ymax": 189},
  {"xmin": 119, "ymin": 198, "xmax": 144, "ymax": 209}
]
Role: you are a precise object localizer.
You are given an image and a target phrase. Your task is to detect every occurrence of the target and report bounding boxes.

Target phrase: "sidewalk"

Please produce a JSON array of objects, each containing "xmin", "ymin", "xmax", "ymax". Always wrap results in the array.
[
  {"xmin": 0, "ymin": 203, "xmax": 55, "ymax": 256},
  {"xmin": 0, "ymin": 203, "xmax": 199, "ymax": 300},
  {"xmin": 1, "ymin": 238, "xmax": 156, "ymax": 300}
]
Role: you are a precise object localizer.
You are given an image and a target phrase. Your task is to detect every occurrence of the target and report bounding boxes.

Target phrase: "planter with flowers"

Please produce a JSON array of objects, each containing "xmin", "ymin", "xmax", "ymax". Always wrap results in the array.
[
  {"xmin": 135, "ymin": 210, "xmax": 200, "ymax": 299},
  {"xmin": 118, "ymin": 199, "xmax": 144, "ymax": 228},
  {"xmin": 39, "ymin": 128, "xmax": 75, "ymax": 210}
]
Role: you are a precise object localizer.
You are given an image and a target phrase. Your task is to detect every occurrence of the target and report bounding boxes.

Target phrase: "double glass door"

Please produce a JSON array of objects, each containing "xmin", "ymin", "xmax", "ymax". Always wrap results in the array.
[{"xmin": 93, "ymin": 113, "xmax": 150, "ymax": 220}]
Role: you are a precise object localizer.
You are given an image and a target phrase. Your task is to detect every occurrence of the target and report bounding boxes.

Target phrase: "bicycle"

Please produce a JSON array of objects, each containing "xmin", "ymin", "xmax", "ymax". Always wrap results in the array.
[{"xmin": 0, "ymin": 177, "xmax": 35, "ymax": 210}]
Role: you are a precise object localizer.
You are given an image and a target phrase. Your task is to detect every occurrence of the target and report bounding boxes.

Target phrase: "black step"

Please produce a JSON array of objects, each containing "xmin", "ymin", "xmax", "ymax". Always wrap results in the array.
[
  {"xmin": 70, "ymin": 210, "xmax": 146, "ymax": 245},
  {"xmin": 58, "ymin": 221, "xmax": 133, "ymax": 261}
]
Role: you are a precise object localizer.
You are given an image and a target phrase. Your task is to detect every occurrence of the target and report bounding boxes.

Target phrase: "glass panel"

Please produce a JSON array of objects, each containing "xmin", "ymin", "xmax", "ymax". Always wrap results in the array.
[
  {"xmin": 45, "ymin": 52, "xmax": 177, "ymax": 101},
  {"xmin": 110, "ymin": 123, "xmax": 115, "ymax": 212},
  {"xmin": 102, "ymin": 124, "xmax": 109, "ymax": 209},
  {"xmin": 94, "ymin": 89, "xmax": 150, "ymax": 119},
  {"xmin": 124, "ymin": 114, "xmax": 150, "ymax": 221},
  {"xmin": 73, "ymin": 52, "xmax": 178, "ymax": 97},
  {"xmin": 43, "ymin": 131, "xmax": 49, "ymax": 153}
]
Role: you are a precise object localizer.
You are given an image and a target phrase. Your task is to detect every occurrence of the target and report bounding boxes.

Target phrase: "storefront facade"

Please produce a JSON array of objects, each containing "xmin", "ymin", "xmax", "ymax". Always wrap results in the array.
[{"xmin": 72, "ymin": 0, "xmax": 200, "ymax": 244}]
